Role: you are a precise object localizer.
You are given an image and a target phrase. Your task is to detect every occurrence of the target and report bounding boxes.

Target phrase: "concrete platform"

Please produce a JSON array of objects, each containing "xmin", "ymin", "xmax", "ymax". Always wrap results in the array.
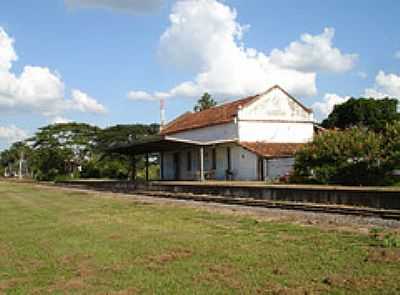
[{"xmin": 56, "ymin": 180, "xmax": 400, "ymax": 210}]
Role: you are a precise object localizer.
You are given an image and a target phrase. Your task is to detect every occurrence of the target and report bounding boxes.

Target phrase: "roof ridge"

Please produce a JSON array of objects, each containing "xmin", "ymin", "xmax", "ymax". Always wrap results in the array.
[{"xmin": 160, "ymin": 85, "xmax": 312, "ymax": 135}]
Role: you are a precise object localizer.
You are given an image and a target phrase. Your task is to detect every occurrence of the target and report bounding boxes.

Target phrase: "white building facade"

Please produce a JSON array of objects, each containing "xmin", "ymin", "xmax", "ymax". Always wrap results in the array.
[{"xmin": 157, "ymin": 85, "xmax": 314, "ymax": 181}]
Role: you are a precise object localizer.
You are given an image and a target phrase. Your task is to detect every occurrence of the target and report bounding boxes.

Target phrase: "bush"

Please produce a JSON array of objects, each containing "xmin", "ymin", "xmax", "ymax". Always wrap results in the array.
[{"xmin": 294, "ymin": 127, "xmax": 391, "ymax": 186}]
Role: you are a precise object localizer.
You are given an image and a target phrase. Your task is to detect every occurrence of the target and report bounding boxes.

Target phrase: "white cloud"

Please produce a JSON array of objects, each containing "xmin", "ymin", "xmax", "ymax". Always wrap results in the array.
[
  {"xmin": 65, "ymin": 0, "xmax": 164, "ymax": 13},
  {"xmin": 0, "ymin": 28, "xmax": 17, "ymax": 72},
  {"xmin": 395, "ymin": 50, "xmax": 400, "ymax": 60},
  {"xmin": 50, "ymin": 116, "xmax": 72, "ymax": 124},
  {"xmin": 364, "ymin": 71, "xmax": 400, "ymax": 98},
  {"xmin": 70, "ymin": 89, "xmax": 107, "ymax": 114},
  {"xmin": 129, "ymin": 1, "xmax": 355, "ymax": 102},
  {"xmin": 128, "ymin": 90, "xmax": 156, "ymax": 101},
  {"xmin": 312, "ymin": 93, "xmax": 350, "ymax": 118},
  {"xmin": 128, "ymin": 90, "xmax": 172, "ymax": 101},
  {"xmin": 0, "ymin": 27, "xmax": 106, "ymax": 117},
  {"xmin": 269, "ymin": 28, "xmax": 358, "ymax": 73},
  {"xmin": 0, "ymin": 125, "xmax": 28, "ymax": 144}
]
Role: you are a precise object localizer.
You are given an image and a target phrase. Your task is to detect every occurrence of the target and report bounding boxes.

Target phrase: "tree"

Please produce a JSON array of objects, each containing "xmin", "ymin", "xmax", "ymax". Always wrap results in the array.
[
  {"xmin": 94, "ymin": 124, "xmax": 160, "ymax": 180},
  {"xmin": 382, "ymin": 121, "xmax": 400, "ymax": 171},
  {"xmin": 96, "ymin": 124, "xmax": 159, "ymax": 151},
  {"xmin": 321, "ymin": 98, "xmax": 400, "ymax": 132},
  {"xmin": 0, "ymin": 142, "xmax": 32, "ymax": 177},
  {"xmin": 193, "ymin": 93, "xmax": 217, "ymax": 112},
  {"xmin": 293, "ymin": 125, "xmax": 400, "ymax": 186},
  {"xmin": 1, "ymin": 122, "xmax": 162, "ymax": 181}
]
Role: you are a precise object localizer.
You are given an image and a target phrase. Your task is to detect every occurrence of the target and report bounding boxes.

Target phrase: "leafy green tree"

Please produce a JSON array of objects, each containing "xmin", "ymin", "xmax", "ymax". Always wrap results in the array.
[
  {"xmin": 26, "ymin": 123, "xmax": 100, "ymax": 180},
  {"xmin": 94, "ymin": 124, "xmax": 160, "ymax": 180},
  {"xmin": 96, "ymin": 124, "xmax": 159, "ymax": 150},
  {"xmin": 293, "ymin": 126, "xmax": 400, "ymax": 185},
  {"xmin": 321, "ymin": 98, "xmax": 399, "ymax": 132},
  {"xmin": 382, "ymin": 121, "xmax": 400, "ymax": 171},
  {"xmin": 0, "ymin": 142, "xmax": 32, "ymax": 176},
  {"xmin": 1, "ymin": 122, "xmax": 161, "ymax": 181},
  {"xmin": 193, "ymin": 93, "xmax": 217, "ymax": 112}
]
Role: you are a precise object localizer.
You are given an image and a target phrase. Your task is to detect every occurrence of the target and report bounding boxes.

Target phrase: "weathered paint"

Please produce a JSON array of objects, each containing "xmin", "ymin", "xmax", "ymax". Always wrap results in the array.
[
  {"xmin": 238, "ymin": 87, "xmax": 313, "ymax": 121},
  {"xmin": 266, "ymin": 158, "xmax": 295, "ymax": 180},
  {"xmin": 161, "ymin": 87, "xmax": 313, "ymax": 181},
  {"xmin": 168, "ymin": 122, "xmax": 237, "ymax": 143},
  {"xmin": 162, "ymin": 143, "xmax": 279, "ymax": 181},
  {"xmin": 238, "ymin": 121, "xmax": 314, "ymax": 143},
  {"xmin": 237, "ymin": 87, "xmax": 314, "ymax": 143}
]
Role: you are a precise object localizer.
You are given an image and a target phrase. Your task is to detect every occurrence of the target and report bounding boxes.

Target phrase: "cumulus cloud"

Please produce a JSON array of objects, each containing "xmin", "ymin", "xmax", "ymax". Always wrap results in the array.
[
  {"xmin": 129, "ymin": 0, "xmax": 355, "ymax": 102},
  {"xmin": 0, "ymin": 28, "xmax": 17, "ymax": 72},
  {"xmin": 65, "ymin": 0, "xmax": 164, "ymax": 13},
  {"xmin": 0, "ymin": 27, "xmax": 106, "ymax": 117},
  {"xmin": 70, "ymin": 89, "xmax": 107, "ymax": 114},
  {"xmin": 0, "ymin": 125, "xmax": 28, "ymax": 144},
  {"xmin": 364, "ymin": 71, "xmax": 400, "ymax": 98},
  {"xmin": 312, "ymin": 93, "xmax": 350, "ymax": 118},
  {"xmin": 269, "ymin": 28, "xmax": 358, "ymax": 73}
]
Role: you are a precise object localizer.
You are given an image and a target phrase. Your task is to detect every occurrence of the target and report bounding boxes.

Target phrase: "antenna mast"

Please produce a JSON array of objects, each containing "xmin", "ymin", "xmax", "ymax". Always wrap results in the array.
[{"xmin": 160, "ymin": 98, "xmax": 166, "ymax": 131}]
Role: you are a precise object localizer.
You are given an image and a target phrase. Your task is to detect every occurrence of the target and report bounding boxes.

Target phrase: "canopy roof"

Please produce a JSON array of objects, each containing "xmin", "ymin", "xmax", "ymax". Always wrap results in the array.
[{"xmin": 107, "ymin": 135, "xmax": 199, "ymax": 154}]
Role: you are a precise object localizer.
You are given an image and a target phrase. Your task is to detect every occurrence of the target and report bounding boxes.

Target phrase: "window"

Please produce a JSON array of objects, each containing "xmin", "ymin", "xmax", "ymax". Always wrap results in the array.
[
  {"xmin": 212, "ymin": 148, "xmax": 217, "ymax": 170},
  {"xmin": 187, "ymin": 151, "xmax": 192, "ymax": 171}
]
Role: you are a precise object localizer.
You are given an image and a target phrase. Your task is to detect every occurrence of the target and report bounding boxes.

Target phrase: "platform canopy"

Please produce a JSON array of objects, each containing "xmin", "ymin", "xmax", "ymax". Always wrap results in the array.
[{"xmin": 107, "ymin": 135, "xmax": 202, "ymax": 155}]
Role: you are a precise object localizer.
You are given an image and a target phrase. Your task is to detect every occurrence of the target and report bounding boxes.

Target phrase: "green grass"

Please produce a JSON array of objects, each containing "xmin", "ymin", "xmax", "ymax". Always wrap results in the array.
[{"xmin": 0, "ymin": 182, "xmax": 399, "ymax": 294}]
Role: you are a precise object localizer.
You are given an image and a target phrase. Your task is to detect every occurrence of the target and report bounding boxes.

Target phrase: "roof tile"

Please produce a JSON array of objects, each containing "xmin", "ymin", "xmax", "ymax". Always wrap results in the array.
[{"xmin": 239, "ymin": 142, "xmax": 304, "ymax": 158}]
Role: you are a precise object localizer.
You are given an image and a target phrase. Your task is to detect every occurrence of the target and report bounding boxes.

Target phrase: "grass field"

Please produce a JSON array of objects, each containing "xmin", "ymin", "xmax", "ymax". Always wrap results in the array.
[{"xmin": 0, "ymin": 182, "xmax": 399, "ymax": 294}]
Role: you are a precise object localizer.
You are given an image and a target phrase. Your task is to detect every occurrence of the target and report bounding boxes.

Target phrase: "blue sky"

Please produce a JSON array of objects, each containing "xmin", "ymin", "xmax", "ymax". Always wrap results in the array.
[{"xmin": 0, "ymin": 0, "xmax": 399, "ymax": 149}]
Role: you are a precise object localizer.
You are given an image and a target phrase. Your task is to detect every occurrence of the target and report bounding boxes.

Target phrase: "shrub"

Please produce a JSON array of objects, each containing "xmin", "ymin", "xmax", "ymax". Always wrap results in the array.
[{"xmin": 294, "ymin": 127, "xmax": 388, "ymax": 185}]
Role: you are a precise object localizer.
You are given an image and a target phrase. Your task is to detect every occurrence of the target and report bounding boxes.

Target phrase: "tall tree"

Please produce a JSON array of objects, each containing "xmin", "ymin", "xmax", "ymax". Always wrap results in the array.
[
  {"xmin": 0, "ymin": 142, "xmax": 32, "ymax": 177},
  {"xmin": 28, "ymin": 123, "xmax": 100, "ymax": 180},
  {"xmin": 193, "ymin": 93, "xmax": 217, "ymax": 112},
  {"xmin": 321, "ymin": 97, "xmax": 400, "ymax": 132},
  {"xmin": 96, "ymin": 124, "xmax": 159, "ymax": 150}
]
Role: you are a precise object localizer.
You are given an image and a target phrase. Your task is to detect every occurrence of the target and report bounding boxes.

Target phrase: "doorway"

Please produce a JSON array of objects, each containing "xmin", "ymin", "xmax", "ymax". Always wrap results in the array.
[
  {"xmin": 173, "ymin": 152, "xmax": 180, "ymax": 180},
  {"xmin": 257, "ymin": 157, "xmax": 265, "ymax": 181}
]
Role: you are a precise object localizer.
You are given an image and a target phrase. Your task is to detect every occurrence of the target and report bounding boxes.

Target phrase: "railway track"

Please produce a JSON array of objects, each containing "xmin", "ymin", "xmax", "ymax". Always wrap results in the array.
[
  {"xmin": 85, "ymin": 187, "xmax": 400, "ymax": 221},
  {"xmin": 131, "ymin": 190, "xmax": 400, "ymax": 220}
]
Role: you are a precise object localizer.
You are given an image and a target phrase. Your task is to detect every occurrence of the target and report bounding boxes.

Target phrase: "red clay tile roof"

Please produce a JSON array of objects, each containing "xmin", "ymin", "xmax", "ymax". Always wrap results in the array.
[
  {"xmin": 160, "ymin": 85, "xmax": 312, "ymax": 135},
  {"xmin": 160, "ymin": 94, "xmax": 259, "ymax": 135},
  {"xmin": 239, "ymin": 142, "xmax": 304, "ymax": 158}
]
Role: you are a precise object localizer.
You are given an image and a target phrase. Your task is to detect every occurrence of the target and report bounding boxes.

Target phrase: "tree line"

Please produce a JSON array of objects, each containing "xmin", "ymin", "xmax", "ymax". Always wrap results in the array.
[{"xmin": 0, "ymin": 123, "xmax": 160, "ymax": 181}]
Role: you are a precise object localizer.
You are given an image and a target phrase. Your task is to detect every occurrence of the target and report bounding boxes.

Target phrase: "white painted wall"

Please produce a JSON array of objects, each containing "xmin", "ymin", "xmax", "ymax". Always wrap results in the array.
[
  {"xmin": 237, "ymin": 87, "xmax": 314, "ymax": 143},
  {"xmin": 162, "ymin": 144, "xmax": 261, "ymax": 181},
  {"xmin": 168, "ymin": 122, "xmax": 237, "ymax": 143},
  {"xmin": 238, "ymin": 121, "xmax": 314, "ymax": 143},
  {"xmin": 266, "ymin": 158, "xmax": 295, "ymax": 180},
  {"xmin": 238, "ymin": 87, "xmax": 314, "ymax": 121}
]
